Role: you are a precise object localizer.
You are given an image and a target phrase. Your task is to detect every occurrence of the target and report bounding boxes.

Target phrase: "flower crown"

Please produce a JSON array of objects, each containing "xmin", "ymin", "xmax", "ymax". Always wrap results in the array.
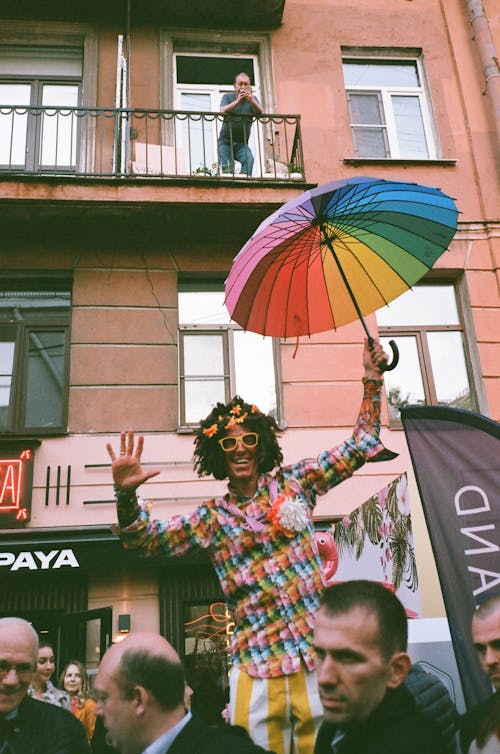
[{"xmin": 202, "ymin": 401, "xmax": 260, "ymax": 439}]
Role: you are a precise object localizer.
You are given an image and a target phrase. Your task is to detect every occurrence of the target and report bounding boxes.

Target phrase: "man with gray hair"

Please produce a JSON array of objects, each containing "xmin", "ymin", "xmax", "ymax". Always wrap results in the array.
[
  {"xmin": 94, "ymin": 631, "xmax": 274, "ymax": 754},
  {"xmin": 0, "ymin": 616, "xmax": 89, "ymax": 753}
]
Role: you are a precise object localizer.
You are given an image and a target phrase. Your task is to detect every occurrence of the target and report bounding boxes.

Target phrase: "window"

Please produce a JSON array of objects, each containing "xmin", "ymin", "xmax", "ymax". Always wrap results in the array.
[
  {"xmin": 178, "ymin": 282, "xmax": 280, "ymax": 427},
  {"xmin": 0, "ymin": 280, "xmax": 71, "ymax": 434},
  {"xmin": 342, "ymin": 55, "xmax": 436, "ymax": 159},
  {"xmin": 0, "ymin": 46, "xmax": 82, "ymax": 171},
  {"xmin": 376, "ymin": 283, "xmax": 477, "ymax": 425}
]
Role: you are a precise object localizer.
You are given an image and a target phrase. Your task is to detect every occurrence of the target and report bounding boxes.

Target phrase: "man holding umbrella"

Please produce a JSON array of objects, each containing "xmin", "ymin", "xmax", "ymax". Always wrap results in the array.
[{"xmin": 107, "ymin": 339, "xmax": 394, "ymax": 754}]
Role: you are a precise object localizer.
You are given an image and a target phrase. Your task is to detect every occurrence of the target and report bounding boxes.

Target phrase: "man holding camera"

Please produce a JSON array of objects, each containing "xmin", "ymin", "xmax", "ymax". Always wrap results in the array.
[{"xmin": 218, "ymin": 72, "xmax": 262, "ymax": 176}]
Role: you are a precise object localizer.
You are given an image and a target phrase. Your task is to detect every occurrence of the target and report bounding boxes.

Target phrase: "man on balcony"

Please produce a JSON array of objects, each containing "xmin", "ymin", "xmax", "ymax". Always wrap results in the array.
[{"xmin": 218, "ymin": 73, "xmax": 263, "ymax": 176}]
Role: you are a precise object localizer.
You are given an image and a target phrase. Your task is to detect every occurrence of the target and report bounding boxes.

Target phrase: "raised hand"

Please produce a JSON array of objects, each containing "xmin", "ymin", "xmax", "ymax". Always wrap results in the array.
[
  {"xmin": 363, "ymin": 338, "xmax": 388, "ymax": 379},
  {"xmin": 106, "ymin": 430, "xmax": 160, "ymax": 491}
]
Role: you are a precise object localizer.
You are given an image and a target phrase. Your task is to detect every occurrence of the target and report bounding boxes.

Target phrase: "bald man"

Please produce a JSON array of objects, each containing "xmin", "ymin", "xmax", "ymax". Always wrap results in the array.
[
  {"xmin": 94, "ymin": 632, "xmax": 274, "ymax": 754},
  {"xmin": 0, "ymin": 617, "xmax": 89, "ymax": 753}
]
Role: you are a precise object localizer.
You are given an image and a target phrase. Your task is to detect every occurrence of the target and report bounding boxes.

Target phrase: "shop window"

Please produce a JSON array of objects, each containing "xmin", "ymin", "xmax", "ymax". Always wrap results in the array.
[
  {"xmin": 342, "ymin": 54, "xmax": 437, "ymax": 159},
  {"xmin": 0, "ymin": 279, "xmax": 71, "ymax": 435},
  {"xmin": 178, "ymin": 281, "xmax": 280, "ymax": 428},
  {"xmin": 376, "ymin": 283, "xmax": 477, "ymax": 425},
  {"xmin": 184, "ymin": 601, "xmax": 231, "ymax": 725}
]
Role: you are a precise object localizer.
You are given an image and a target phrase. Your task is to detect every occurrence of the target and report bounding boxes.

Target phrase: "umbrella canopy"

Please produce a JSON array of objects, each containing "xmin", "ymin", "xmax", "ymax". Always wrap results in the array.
[{"xmin": 225, "ymin": 176, "xmax": 458, "ymax": 342}]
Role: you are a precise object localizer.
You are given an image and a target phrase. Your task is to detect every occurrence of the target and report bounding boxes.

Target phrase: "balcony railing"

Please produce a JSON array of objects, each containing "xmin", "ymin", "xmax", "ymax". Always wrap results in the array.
[{"xmin": 0, "ymin": 105, "xmax": 305, "ymax": 182}]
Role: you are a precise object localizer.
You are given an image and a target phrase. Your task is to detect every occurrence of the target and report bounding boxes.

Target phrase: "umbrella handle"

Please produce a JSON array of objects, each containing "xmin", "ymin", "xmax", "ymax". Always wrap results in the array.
[{"xmin": 368, "ymin": 337, "xmax": 399, "ymax": 372}]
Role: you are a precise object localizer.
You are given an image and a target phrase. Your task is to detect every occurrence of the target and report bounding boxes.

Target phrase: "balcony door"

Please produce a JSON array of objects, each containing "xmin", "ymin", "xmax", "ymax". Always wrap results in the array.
[
  {"xmin": 173, "ymin": 53, "xmax": 262, "ymax": 176},
  {"xmin": 0, "ymin": 46, "xmax": 82, "ymax": 172}
]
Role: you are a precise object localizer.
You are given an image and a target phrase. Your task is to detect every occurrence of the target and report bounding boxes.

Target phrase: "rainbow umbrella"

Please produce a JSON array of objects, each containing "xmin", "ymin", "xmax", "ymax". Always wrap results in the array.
[{"xmin": 225, "ymin": 176, "xmax": 458, "ymax": 370}]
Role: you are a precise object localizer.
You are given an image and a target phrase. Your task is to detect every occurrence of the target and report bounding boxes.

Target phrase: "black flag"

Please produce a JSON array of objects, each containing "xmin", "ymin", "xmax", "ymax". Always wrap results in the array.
[{"xmin": 401, "ymin": 405, "xmax": 500, "ymax": 708}]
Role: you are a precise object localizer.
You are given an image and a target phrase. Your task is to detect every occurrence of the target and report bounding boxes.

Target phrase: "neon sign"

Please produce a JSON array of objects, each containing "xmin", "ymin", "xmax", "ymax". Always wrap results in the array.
[{"xmin": 0, "ymin": 445, "xmax": 36, "ymax": 527}]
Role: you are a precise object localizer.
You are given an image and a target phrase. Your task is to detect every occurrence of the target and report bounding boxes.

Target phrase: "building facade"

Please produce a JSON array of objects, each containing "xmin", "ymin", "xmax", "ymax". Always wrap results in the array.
[{"xmin": 0, "ymin": 0, "xmax": 498, "ymax": 703}]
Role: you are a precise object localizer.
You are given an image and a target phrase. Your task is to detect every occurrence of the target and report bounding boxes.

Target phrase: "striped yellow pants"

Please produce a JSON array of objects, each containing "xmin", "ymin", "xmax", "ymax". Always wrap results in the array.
[{"xmin": 230, "ymin": 663, "xmax": 323, "ymax": 754}]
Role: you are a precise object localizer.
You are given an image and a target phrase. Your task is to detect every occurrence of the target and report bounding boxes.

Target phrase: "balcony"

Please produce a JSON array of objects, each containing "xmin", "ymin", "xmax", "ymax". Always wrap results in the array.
[{"xmin": 0, "ymin": 104, "xmax": 305, "ymax": 183}]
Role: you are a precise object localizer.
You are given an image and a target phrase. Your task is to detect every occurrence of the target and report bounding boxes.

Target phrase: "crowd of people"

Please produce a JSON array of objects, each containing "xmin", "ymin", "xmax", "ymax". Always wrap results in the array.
[
  {"xmin": 1, "ymin": 340, "xmax": 498, "ymax": 753},
  {"xmin": 1, "ymin": 589, "xmax": 498, "ymax": 753}
]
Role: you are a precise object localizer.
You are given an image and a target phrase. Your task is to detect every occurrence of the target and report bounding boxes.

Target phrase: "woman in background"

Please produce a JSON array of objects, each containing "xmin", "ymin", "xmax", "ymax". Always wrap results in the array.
[
  {"xmin": 29, "ymin": 638, "xmax": 70, "ymax": 708},
  {"xmin": 60, "ymin": 659, "xmax": 97, "ymax": 743}
]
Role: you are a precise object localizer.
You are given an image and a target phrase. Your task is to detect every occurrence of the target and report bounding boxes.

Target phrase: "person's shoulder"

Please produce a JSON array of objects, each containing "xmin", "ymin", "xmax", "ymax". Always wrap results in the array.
[
  {"xmin": 175, "ymin": 716, "xmax": 275, "ymax": 754},
  {"xmin": 16, "ymin": 696, "xmax": 89, "ymax": 752},
  {"xmin": 460, "ymin": 693, "xmax": 499, "ymax": 750},
  {"xmin": 207, "ymin": 724, "xmax": 275, "ymax": 753},
  {"xmin": 374, "ymin": 687, "xmax": 448, "ymax": 753}
]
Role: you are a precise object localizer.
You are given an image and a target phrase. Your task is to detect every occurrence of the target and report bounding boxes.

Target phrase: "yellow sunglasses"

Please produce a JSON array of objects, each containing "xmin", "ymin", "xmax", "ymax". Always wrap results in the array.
[{"xmin": 218, "ymin": 432, "xmax": 259, "ymax": 452}]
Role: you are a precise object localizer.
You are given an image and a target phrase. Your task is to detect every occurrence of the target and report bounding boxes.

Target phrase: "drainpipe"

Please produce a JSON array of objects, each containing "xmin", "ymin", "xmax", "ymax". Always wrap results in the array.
[{"xmin": 464, "ymin": 0, "xmax": 500, "ymax": 148}]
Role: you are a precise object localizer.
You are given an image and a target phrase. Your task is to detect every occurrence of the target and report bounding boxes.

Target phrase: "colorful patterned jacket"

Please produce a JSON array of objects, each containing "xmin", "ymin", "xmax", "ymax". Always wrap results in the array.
[{"xmin": 114, "ymin": 380, "xmax": 388, "ymax": 679}]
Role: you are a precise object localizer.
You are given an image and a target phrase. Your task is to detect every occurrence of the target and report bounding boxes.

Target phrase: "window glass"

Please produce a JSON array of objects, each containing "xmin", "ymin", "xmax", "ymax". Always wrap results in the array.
[
  {"xmin": 234, "ymin": 331, "xmax": 276, "ymax": 417},
  {"xmin": 180, "ymin": 92, "xmax": 215, "ymax": 173},
  {"xmin": 377, "ymin": 283, "xmax": 476, "ymax": 423},
  {"xmin": 178, "ymin": 286, "xmax": 279, "ymax": 426},
  {"xmin": 184, "ymin": 380, "xmax": 226, "ymax": 425},
  {"xmin": 0, "ymin": 83, "xmax": 30, "ymax": 164},
  {"xmin": 179, "ymin": 290, "xmax": 231, "ymax": 325},
  {"xmin": 377, "ymin": 285, "xmax": 459, "ymax": 326},
  {"xmin": 392, "ymin": 95, "xmax": 428, "ymax": 158},
  {"xmin": 343, "ymin": 61, "xmax": 420, "ymax": 88},
  {"xmin": 0, "ymin": 283, "xmax": 71, "ymax": 434},
  {"xmin": 177, "ymin": 55, "xmax": 255, "ymax": 86},
  {"xmin": 183, "ymin": 333, "xmax": 224, "ymax": 375},
  {"xmin": 40, "ymin": 84, "xmax": 79, "ymax": 167},
  {"xmin": 0, "ymin": 340, "xmax": 15, "ymax": 429},
  {"xmin": 25, "ymin": 330, "xmax": 65, "ymax": 428},
  {"xmin": 379, "ymin": 335, "xmax": 426, "ymax": 423},
  {"xmin": 427, "ymin": 331, "xmax": 472, "ymax": 408}
]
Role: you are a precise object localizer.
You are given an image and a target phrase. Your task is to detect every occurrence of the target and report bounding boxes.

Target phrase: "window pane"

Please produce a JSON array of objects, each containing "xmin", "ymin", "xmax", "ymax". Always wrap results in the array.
[
  {"xmin": 0, "ymin": 288, "xmax": 71, "ymax": 321},
  {"xmin": 377, "ymin": 286, "xmax": 460, "ymax": 326},
  {"xmin": 427, "ymin": 331, "xmax": 472, "ymax": 409},
  {"xmin": 176, "ymin": 55, "xmax": 255, "ymax": 86},
  {"xmin": 184, "ymin": 380, "xmax": 226, "ymax": 424},
  {"xmin": 343, "ymin": 61, "xmax": 420, "ymax": 87},
  {"xmin": 179, "ymin": 291, "xmax": 231, "ymax": 325},
  {"xmin": 348, "ymin": 93, "xmax": 384, "ymax": 124},
  {"xmin": 352, "ymin": 126, "xmax": 388, "ymax": 158},
  {"xmin": 40, "ymin": 84, "xmax": 79, "ymax": 167},
  {"xmin": 0, "ymin": 83, "xmax": 30, "ymax": 165},
  {"xmin": 234, "ymin": 332, "xmax": 276, "ymax": 418},
  {"xmin": 393, "ymin": 95, "xmax": 428, "ymax": 158},
  {"xmin": 24, "ymin": 330, "xmax": 65, "ymax": 428},
  {"xmin": 180, "ymin": 92, "xmax": 215, "ymax": 173},
  {"xmin": 0, "ymin": 341, "xmax": 15, "ymax": 429},
  {"xmin": 379, "ymin": 336, "xmax": 425, "ymax": 423},
  {"xmin": 183, "ymin": 334, "xmax": 224, "ymax": 376}
]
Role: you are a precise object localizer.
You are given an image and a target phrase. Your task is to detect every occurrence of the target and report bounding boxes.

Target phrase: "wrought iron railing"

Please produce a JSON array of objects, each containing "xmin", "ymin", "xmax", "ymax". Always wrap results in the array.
[{"xmin": 0, "ymin": 105, "xmax": 305, "ymax": 181}]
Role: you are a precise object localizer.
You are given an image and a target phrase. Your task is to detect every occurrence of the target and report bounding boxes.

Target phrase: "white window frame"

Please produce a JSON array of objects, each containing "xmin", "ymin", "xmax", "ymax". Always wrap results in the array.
[
  {"xmin": 376, "ymin": 280, "xmax": 480, "ymax": 426},
  {"xmin": 0, "ymin": 21, "xmax": 98, "ymax": 172},
  {"xmin": 178, "ymin": 282, "xmax": 282, "ymax": 430},
  {"xmin": 172, "ymin": 52, "xmax": 263, "ymax": 176},
  {"xmin": 342, "ymin": 53, "xmax": 437, "ymax": 159}
]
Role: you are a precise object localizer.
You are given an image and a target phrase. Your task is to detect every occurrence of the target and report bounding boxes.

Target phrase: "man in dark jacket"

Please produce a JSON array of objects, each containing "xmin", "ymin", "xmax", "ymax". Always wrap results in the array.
[
  {"xmin": 460, "ymin": 595, "xmax": 500, "ymax": 754},
  {"xmin": 0, "ymin": 616, "xmax": 89, "ymax": 754},
  {"xmin": 313, "ymin": 581, "xmax": 447, "ymax": 754},
  {"xmin": 94, "ymin": 631, "xmax": 274, "ymax": 754}
]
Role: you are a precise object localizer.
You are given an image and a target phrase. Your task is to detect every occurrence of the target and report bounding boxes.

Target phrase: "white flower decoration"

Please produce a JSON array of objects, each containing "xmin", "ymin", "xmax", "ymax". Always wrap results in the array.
[{"xmin": 278, "ymin": 497, "xmax": 309, "ymax": 533}]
